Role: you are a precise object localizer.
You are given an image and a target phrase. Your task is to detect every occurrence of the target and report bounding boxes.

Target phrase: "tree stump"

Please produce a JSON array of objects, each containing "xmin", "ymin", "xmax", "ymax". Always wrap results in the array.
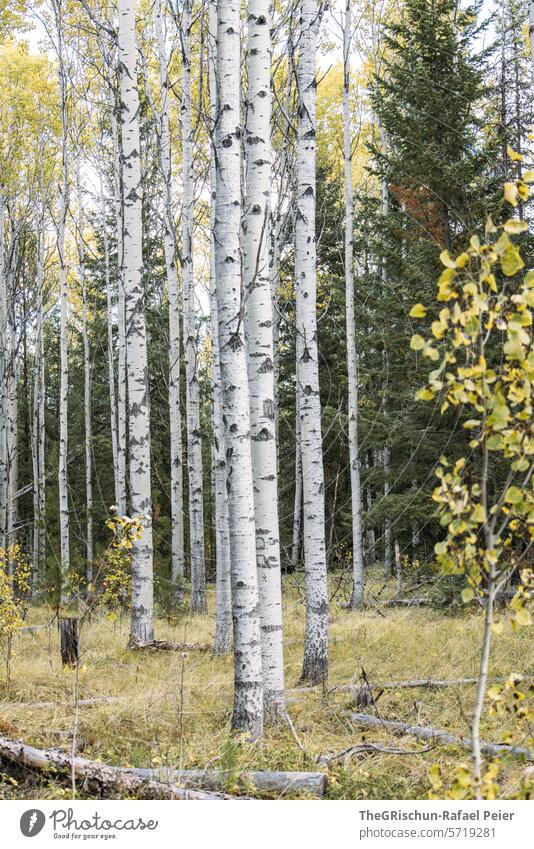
[{"xmin": 59, "ymin": 618, "xmax": 79, "ymax": 667}]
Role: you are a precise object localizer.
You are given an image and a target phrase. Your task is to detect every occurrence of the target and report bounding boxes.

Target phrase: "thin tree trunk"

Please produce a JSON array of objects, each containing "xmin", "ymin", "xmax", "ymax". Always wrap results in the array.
[
  {"xmin": 99, "ymin": 173, "xmax": 120, "ymax": 514},
  {"xmin": 76, "ymin": 164, "xmax": 93, "ymax": 583},
  {"xmin": 296, "ymin": 0, "xmax": 328, "ymax": 685},
  {"xmin": 111, "ymin": 107, "xmax": 127, "ymax": 517},
  {"xmin": 290, "ymin": 393, "xmax": 302, "ymax": 571},
  {"xmin": 244, "ymin": 0, "xmax": 285, "ymax": 719},
  {"xmin": 383, "ymin": 446, "xmax": 392, "ymax": 576},
  {"xmin": 54, "ymin": 0, "xmax": 70, "ymax": 601},
  {"xmin": 0, "ymin": 189, "xmax": 7, "ymax": 550},
  {"xmin": 154, "ymin": 0, "xmax": 185, "ymax": 606},
  {"xmin": 118, "ymin": 0, "xmax": 154, "ymax": 646},
  {"xmin": 529, "ymin": 0, "xmax": 534, "ymax": 88},
  {"xmin": 32, "ymin": 198, "xmax": 46, "ymax": 587},
  {"xmin": 343, "ymin": 0, "xmax": 364, "ymax": 610},
  {"xmin": 208, "ymin": 0, "xmax": 232, "ymax": 653},
  {"xmin": 180, "ymin": 0, "xmax": 206, "ymax": 613},
  {"xmin": 215, "ymin": 0, "xmax": 264, "ymax": 737}
]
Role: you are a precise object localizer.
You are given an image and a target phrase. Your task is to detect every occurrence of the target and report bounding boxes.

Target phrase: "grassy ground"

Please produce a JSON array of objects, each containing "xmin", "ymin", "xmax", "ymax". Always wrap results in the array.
[{"xmin": 0, "ymin": 571, "xmax": 532, "ymax": 799}]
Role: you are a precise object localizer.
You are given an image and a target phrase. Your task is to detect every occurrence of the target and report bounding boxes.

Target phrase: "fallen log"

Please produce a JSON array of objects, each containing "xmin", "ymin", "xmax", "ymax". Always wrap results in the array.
[
  {"xmin": 150, "ymin": 768, "xmax": 327, "ymax": 797},
  {"xmin": 287, "ymin": 673, "xmax": 534, "ymax": 698},
  {"xmin": 0, "ymin": 736, "xmax": 231, "ymax": 800},
  {"xmin": 133, "ymin": 640, "xmax": 211, "ymax": 653},
  {"xmin": 350, "ymin": 713, "xmax": 534, "ymax": 762},
  {"xmin": 0, "ymin": 735, "xmax": 327, "ymax": 798}
]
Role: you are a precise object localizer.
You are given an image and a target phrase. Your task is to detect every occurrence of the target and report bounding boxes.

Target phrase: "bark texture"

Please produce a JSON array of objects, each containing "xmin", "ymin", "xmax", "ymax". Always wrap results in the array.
[
  {"xmin": 118, "ymin": 0, "xmax": 154, "ymax": 646},
  {"xmin": 296, "ymin": 0, "xmax": 328, "ymax": 684},
  {"xmin": 244, "ymin": 0, "xmax": 285, "ymax": 718},
  {"xmin": 215, "ymin": 0, "xmax": 264, "ymax": 737}
]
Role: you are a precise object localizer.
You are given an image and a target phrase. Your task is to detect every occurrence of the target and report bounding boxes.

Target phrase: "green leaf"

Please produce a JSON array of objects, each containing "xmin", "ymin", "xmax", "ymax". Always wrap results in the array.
[
  {"xmin": 409, "ymin": 303, "xmax": 427, "ymax": 318},
  {"xmin": 504, "ymin": 486, "xmax": 523, "ymax": 505},
  {"xmin": 500, "ymin": 246, "xmax": 524, "ymax": 277},
  {"xmin": 461, "ymin": 587, "xmax": 475, "ymax": 603},
  {"xmin": 410, "ymin": 334, "xmax": 425, "ymax": 351}
]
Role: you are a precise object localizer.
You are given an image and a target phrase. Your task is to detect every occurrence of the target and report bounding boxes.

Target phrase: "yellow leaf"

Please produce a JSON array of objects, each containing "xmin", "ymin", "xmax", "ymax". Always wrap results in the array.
[
  {"xmin": 515, "ymin": 608, "xmax": 532, "ymax": 626},
  {"xmin": 416, "ymin": 387, "xmax": 435, "ymax": 401},
  {"xmin": 503, "ymin": 218, "xmax": 528, "ymax": 234},
  {"xmin": 410, "ymin": 334, "xmax": 425, "ymax": 351},
  {"xmin": 504, "ymin": 182, "xmax": 518, "ymax": 206},
  {"xmin": 523, "ymin": 171, "xmax": 534, "ymax": 183},
  {"xmin": 409, "ymin": 303, "xmax": 427, "ymax": 318},
  {"xmin": 440, "ymin": 250, "xmax": 456, "ymax": 268},
  {"xmin": 461, "ymin": 587, "xmax": 475, "ymax": 603},
  {"xmin": 507, "ymin": 145, "xmax": 523, "ymax": 162}
]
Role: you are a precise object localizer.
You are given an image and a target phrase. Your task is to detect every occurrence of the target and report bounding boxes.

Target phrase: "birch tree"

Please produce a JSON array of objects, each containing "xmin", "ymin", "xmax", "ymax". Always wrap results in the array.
[
  {"xmin": 52, "ymin": 0, "xmax": 70, "ymax": 597},
  {"xmin": 180, "ymin": 0, "xmax": 206, "ymax": 612},
  {"xmin": 154, "ymin": 0, "xmax": 185, "ymax": 605},
  {"xmin": 215, "ymin": 0, "xmax": 264, "ymax": 736},
  {"xmin": 76, "ymin": 161, "xmax": 93, "ymax": 583},
  {"xmin": 295, "ymin": 0, "xmax": 328, "ymax": 684},
  {"xmin": 244, "ymin": 0, "xmax": 285, "ymax": 717},
  {"xmin": 118, "ymin": 0, "xmax": 154, "ymax": 646},
  {"xmin": 343, "ymin": 0, "xmax": 364, "ymax": 609},
  {"xmin": 208, "ymin": 0, "xmax": 232, "ymax": 653},
  {"xmin": 32, "ymin": 199, "xmax": 46, "ymax": 582}
]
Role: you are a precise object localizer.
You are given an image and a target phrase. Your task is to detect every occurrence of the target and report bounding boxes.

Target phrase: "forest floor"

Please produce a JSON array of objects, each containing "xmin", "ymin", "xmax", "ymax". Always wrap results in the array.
[{"xmin": 0, "ymin": 569, "xmax": 532, "ymax": 800}]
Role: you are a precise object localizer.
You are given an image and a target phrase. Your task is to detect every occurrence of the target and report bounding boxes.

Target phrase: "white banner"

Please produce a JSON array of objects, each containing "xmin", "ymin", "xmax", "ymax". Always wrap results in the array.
[{"xmin": 1, "ymin": 799, "xmax": 531, "ymax": 849}]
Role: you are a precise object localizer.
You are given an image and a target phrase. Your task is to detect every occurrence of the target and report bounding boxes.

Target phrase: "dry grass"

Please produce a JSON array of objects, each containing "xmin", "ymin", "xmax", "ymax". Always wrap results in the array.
[{"xmin": 0, "ymin": 571, "xmax": 532, "ymax": 799}]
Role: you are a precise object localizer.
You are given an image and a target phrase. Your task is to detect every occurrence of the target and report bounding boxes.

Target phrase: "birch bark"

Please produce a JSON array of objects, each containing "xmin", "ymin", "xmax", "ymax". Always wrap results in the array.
[
  {"xmin": 215, "ymin": 0, "xmax": 263, "ymax": 736},
  {"xmin": 99, "ymin": 173, "xmax": 121, "ymax": 513},
  {"xmin": 180, "ymin": 0, "xmax": 206, "ymax": 612},
  {"xmin": 208, "ymin": 0, "xmax": 232, "ymax": 652},
  {"xmin": 111, "ymin": 107, "xmax": 127, "ymax": 517},
  {"xmin": 154, "ymin": 0, "xmax": 185, "ymax": 605},
  {"xmin": 296, "ymin": 0, "xmax": 328, "ymax": 684},
  {"xmin": 118, "ymin": 0, "xmax": 154, "ymax": 646},
  {"xmin": 290, "ymin": 395, "xmax": 302, "ymax": 571},
  {"xmin": 32, "ymin": 211, "xmax": 46, "ymax": 583},
  {"xmin": 343, "ymin": 0, "xmax": 364, "ymax": 610},
  {"xmin": 0, "ymin": 190, "xmax": 6, "ymax": 549},
  {"xmin": 76, "ymin": 164, "xmax": 93, "ymax": 583},
  {"xmin": 244, "ymin": 0, "xmax": 285, "ymax": 718},
  {"xmin": 54, "ymin": 0, "xmax": 70, "ymax": 598}
]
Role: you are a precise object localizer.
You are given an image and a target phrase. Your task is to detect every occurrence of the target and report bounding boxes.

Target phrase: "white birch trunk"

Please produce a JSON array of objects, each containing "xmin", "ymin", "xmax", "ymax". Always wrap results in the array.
[
  {"xmin": 154, "ymin": 0, "xmax": 185, "ymax": 605},
  {"xmin": 244, "ymin": 0, "xmax": 285, "ymax": 719},
  {"xmin": 99, "ymin": 174, "xmax": 120, "ymax": 514},
  {"xmin": 111, "ymin": 107, "xmax": 128, "ymax": 517},
  {"xmin": 76, "ymin": 164, "xmax": 93, "ymax": 582},
  {"xmin": 290, "ymin": 394, "xmax": 302, "ymax": 571},
  {"xmin": 343, "ymin": 0, "xmax": 364, "ymax": 610},
  {"xmin": 0, "ymin": 190, "xmax": 7, "ymax": 549},
  {"xmin": 180, "ymin": 0, "xmax": 206, "ymax": 613},
  {"xmin": 295, "ymin": 0, "xmax": 328, "ymax": 684},
  {"xmin": 208, "ymin": 0, "xmax": 232, "ymax": 652},
  {"xmin": 55, "ymin": 0, "xmax": 70, "ymax": 599},
  {"xmin": 32, "ymin": 200, "xmax": 46, "ymax": 585},
  {"xmin": 215, "ymin": 0, "xmax": 263, "ymax": 736},
  {"xmin": 118, "ymin": 0, "xmax": 154, "ymax": 646},
  {"xmin": 6, "ymin": 304, "xmax": 17, "ymax": 562}
]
